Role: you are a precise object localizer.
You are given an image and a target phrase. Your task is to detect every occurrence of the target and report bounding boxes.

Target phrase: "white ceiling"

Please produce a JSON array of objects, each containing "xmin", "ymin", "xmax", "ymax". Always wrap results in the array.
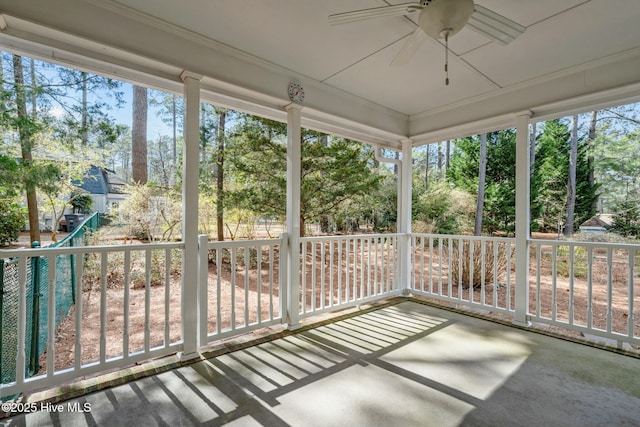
[{"xmin": 1, "ymin": 0, "xmax": 640, "ymax": 147}]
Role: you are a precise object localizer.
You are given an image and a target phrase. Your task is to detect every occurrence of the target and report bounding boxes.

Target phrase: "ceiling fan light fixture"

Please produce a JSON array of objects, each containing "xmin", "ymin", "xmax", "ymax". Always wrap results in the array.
[{"xmin": 419, "ymin": 0, "xmax": 474, "ymax": 39}]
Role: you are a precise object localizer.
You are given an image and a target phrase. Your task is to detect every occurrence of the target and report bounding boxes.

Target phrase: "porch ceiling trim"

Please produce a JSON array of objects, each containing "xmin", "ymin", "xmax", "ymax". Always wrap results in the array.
[
  {"xmin": 0, "ymin": 6, "xmax": 409, "ymax": 148},
  {"xmin": 1, "ymin": 0, "xmax": 640, "ymax": 149}
]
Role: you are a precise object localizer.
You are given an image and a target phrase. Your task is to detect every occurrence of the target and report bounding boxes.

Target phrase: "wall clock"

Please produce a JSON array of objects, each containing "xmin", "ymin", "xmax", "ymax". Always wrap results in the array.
[{"xmin": 288, "ymin": 82, "xmax": 305, "ymax": 104}]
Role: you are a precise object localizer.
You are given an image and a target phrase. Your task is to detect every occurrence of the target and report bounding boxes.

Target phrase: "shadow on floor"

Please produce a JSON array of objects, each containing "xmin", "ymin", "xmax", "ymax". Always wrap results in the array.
[{"xmin": 2, "ymin": 300, "xmax": 640, "ymax": 426}]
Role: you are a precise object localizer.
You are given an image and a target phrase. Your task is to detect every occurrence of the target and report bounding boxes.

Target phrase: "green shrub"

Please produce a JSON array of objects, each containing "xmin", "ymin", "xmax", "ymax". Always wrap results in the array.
[{"xmin": 0, "ymin": 199, "xmax": 27, "ymax": 247}]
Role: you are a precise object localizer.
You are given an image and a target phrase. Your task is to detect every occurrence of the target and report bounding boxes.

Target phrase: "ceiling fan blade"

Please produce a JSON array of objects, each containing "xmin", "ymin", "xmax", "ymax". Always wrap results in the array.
[
  {"xmin": 328, "ymin": 3, "xmax": 422, "ymax": 26},
  {"xmin": 467, "ymin": 5, "xmax": 525, "ymax": 45},
  {"xmin": 391, "ymin": 28, "xmax": 427, "ymax": 66}
]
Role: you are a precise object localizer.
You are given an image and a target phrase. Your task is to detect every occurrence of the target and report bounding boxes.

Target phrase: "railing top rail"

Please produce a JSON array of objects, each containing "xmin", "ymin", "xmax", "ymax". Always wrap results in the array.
[
  {"xmin": 530, "ymin": 238, "xmax": 640, "ymax": 250},
  {"xmin": 301, "ymin": 233, "xmax": 402, "ymax": 242},
  {"xmin": 411, "ymin": 233, "xmax": 515, "ymax": 243},
  {"xmin": 206, "ymin": 237, "xmax": 282, "ymax": 249},
  {"xmin": 0, "ymin": 241, "xmax": 185, "ymax": 258}
]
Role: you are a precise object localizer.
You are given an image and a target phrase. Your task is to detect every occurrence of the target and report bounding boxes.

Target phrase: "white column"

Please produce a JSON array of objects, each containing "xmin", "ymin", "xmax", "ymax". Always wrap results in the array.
[
  {"xmin": 398, "ymin": 139, "xmax": 413, "ymax": 293},
  {"xmin": 514, "ymin": 112, "xmax": 531, "ymax": 326},
  {"xmin": 179, "ymin": 71, "xmax": 202, "ymax": 359},
  {"xmin": 285, "ymin": 103, "xmax": 302, "ymax": 329}
]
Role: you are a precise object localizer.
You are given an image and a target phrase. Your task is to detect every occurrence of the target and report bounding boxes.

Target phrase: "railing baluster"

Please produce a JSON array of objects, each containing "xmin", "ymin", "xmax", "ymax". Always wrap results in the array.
[
  {"xmin": 506, "ymin": 242, "xmax": 512, "ymax": 311},
  {"xmin": 74, "ymin": 251, "xmax": 83, "ymax": 371},
  {"xmin": 628, "ymin": 249, "xmax": 634, "ymax": 338},
  {"xmin": 311, "ymin": 241, "xmax": 316, "ymax": 312},
  {"xmin": 552, "ymin": 244, "xmax": 558, "ymax": 322},
  {"xmin": 338, "ymin": 239, "xmax": 342, "ymax": 305},
  {"xmin": 302, "ymin": 241, "xmax": 307, "ymax": 314},
  {"xmin": 257, "ymin": 245, "xmax": 262, "ymax": 324},
  {"xmin": 329, "ymin": 239, "xmax": 335, "ymax": 306},
  {"xmin": 387, "ymin": 236, "xmax": 392, "ymax": 293},
  {"xmin": 480, "ymin": 240, "xmax": 486, "ymax": 306},
  {"xmin": 345, "ymin": 238, "xmax": 350, "ymax": 302},
  {"xmin": 124, "ymin": 250, "xmax": 131, "ymax": 358},
  {"xmin": 587, "ymin": 246, "xmax": 593, "ymax": 330},
  {"xmin": 321, "ymin": 241, "xmax": 326, "ymax": 309},
  {"xmin": 165, "ymin": 248, "xmax": 171, "ymax": 347},
  {"xmin": 420, "ymin": 236, "xmax": 425, "ymax": 293},
  {"xmin": 438, "ymin": 238, "xmax": 443, "ymax": 296},
  {"xmin": 144, "ymin": 250, "xmax": 151, "ymax": 354},
  {"xmin": 468, "ymin": 239, "xmax": 474, "ymax": 301},
  {"xmin": 231, "ymin": 247, "xmax": 236, "ymax": 331},
  {"xmin": 536, "ymin": 244, "xmax": 541, "ymax": 318},
  {"xmin": 16, "ymin": 255, "xmax": 27, "ymax": 387},
  {"xmin": 569, "ymin": 245, "xmax": 575, "ymax": 326},
  {"xmin": 352, "ymin": 238, "xmax": 358, "ymax": 301},
  {"xmin": 216, "ymin": 246, "xmax": 222, "ymax": 335},
  {"xmin": 46, "ymin": 254, "xmax": 56, "ymax": 377},
  {"xmin": 412, "ymin": 236, "xmax": 417, "ymax": 292},
  {"xmin": 244, "ymin": 246, "xmax": 250, "ymax": 327},
  {"xmin": 360, "ymin": 238, "xmax": 364, "ymax": 300},
  {"xmin": 607, "ymin": 247, "xmax": 613, "ymax": 334},
  {"xmin": 100, "ymin": 252, "xmax": 108, "ymax": 363},
  {"xmin": 269, "ymin": 244, "xmax": 274, "ymax": 321}
]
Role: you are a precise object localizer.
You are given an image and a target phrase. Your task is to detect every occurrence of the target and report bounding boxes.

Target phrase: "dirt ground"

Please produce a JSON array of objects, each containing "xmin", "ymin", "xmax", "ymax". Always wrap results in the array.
[{"xmin": 31, "ymin": 231, "xmax": 640, "ymax": 374}]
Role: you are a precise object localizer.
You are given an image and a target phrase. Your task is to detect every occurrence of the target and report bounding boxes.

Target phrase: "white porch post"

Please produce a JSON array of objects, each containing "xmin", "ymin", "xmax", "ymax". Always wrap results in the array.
[
  {"xmin": 285, "ymin": 103, "xmax": 302, "ymax": 329},
  {"xmin": 399, "ymin": 139, "xmax": 413, "ymax": 293},
  {"xmin": 514, "ymin": 112, "xmax": 532, "ymax": 326},
  {"xmin": 179, "ymin": 71, "xmax": 202, "ymax": 359}
]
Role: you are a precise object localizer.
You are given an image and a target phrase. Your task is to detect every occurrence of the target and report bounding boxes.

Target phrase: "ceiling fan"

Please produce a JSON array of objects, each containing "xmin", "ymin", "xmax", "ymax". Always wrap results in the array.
[{"xmin": 329, "ymin": 0, "xmax": 525, "ymax": 85}]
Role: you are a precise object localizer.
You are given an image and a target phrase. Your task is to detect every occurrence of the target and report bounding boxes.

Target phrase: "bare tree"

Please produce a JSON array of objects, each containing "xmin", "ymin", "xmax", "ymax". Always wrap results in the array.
[
  {"xmin": 587, "ymin": 110, "xmax": 597, "ymax": 211},
  {"xmin": 445, "ymin": 140, "xmax": 451, "ymax": 171},
  {"xmin": 425, "ymin": 144, "xmax": 430, "ymax": 188},
  {"xmin": 132, "ymin": 85, "xmax": 148, "ymax": 183},
  {"xmin": 474, "ymin": 134, "xmax": 487, "ymax": 236},
  {"xmin": 437, "ymin": 141, "xmax": 443, "ymax": 176},
  {"xmin": 564, "ymin": 115, "xmax": 579, "ymax": 237},
  {"xmin": 529, "ymin": 122, "xmax": 537, "ymax": 178},
  {"xmin": 216, "ymin": 109, "xmax": 227, "ymax": 241}
]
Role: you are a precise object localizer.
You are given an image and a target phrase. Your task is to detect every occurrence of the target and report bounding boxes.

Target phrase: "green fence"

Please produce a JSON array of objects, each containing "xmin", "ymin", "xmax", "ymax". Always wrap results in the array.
[{"xmin": 0, "ymin": 212, "xmax": 100, "ymax": 385}]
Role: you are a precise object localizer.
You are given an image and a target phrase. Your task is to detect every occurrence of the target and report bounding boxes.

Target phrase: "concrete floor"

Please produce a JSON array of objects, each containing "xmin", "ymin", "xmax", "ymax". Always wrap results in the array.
[{"xmin": 2, "ymin": 300, "xmax": 640, "ymax": 426}]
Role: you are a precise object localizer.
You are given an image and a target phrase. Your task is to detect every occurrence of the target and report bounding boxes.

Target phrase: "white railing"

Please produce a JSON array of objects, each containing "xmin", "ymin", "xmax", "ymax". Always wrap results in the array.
[
  {"xmin": 299, "ymin": 234, "xmax": 401, "ymax": 318},
  {"xmin": 3, "ymin": 231, "xmax": 637, "ymax": 398},
  {"xmin": 410, "ymin": 234, "xmax": 516, "ymax": 315},
  {"xmin": 411, "ymin": 234, "xmax": 640, "ymax": 347},
  {"xmin": 529, "ymin": 240, "xmax": 639, "ymax": 346},
  {"xmin": 0, "ymin": 242, "xmax": 184, "ymax": 398},
  {"xmin": 198, "ymin": 235, "xmax": 286, "ymax": 345}
]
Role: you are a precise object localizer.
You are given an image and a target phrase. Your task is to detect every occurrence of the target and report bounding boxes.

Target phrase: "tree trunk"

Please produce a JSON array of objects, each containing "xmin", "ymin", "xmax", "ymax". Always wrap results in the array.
[
  {"xmin": 425, "ymin": 144, "xmax": 430, "ymax": 188},
  {"xmin": 588, "ymin": 110, "xmax": 597, "ymax": 212},
  {"xmin": 474, "ymin": 133, "xmax": 487, "ymax": 236},
  {"xmin": 564, "ymin": 115, "xmax": 578, "ymax": 237},
  {"xmin": 172, "ymin": 94, "xmax": 177, "ymax": 164},
  {"xmin": 393, "ymin": 150, "xmax": 399, "ymax": 175},
  {"xmin": 81, "ymin": 71, "xmax": 88, "ymax": 145},
  {"xmin": 132, "ymin": 85, "xmax": 148, "ymax": 184},
  {"xmin": 437, "ymin": 142, "xmax": 443, "ymax": 177},
  {"xmin": 0, "ymin": 54, "xmax": 4, "ymax": 114},
  {"xmin": 216, "ymin": 109, "xmax": 226, "ymax": 241},
  {"xmin": 13, "ymin": 55, "xmax": 40, "ymax": 243},
  {"xmin": 30, "ymin": 58, "xmax": 37, "ymax": 118},
  {"xmin": 445, "ymin": 140, "xmax": 451, "ymax": 172},
  {"xmin": 529, "ymin": 122, "xmax": 536, "ymax": 178}
]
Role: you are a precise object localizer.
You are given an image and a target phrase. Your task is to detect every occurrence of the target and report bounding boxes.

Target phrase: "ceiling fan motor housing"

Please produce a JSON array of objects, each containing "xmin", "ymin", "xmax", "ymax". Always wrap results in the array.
[{"xmin": 419, "ymin": 0, "xmax": 475, "ymax": 39}]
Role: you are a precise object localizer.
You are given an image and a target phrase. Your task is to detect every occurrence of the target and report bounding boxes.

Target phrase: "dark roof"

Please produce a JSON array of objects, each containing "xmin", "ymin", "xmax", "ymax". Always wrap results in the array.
[
  {"xmin": 77, "ymin": 165, "xmax": 126, "ymax": 195},
  {"xmin": 78, "ymin": 165, "xmax": 107, "ymax": 194}
]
